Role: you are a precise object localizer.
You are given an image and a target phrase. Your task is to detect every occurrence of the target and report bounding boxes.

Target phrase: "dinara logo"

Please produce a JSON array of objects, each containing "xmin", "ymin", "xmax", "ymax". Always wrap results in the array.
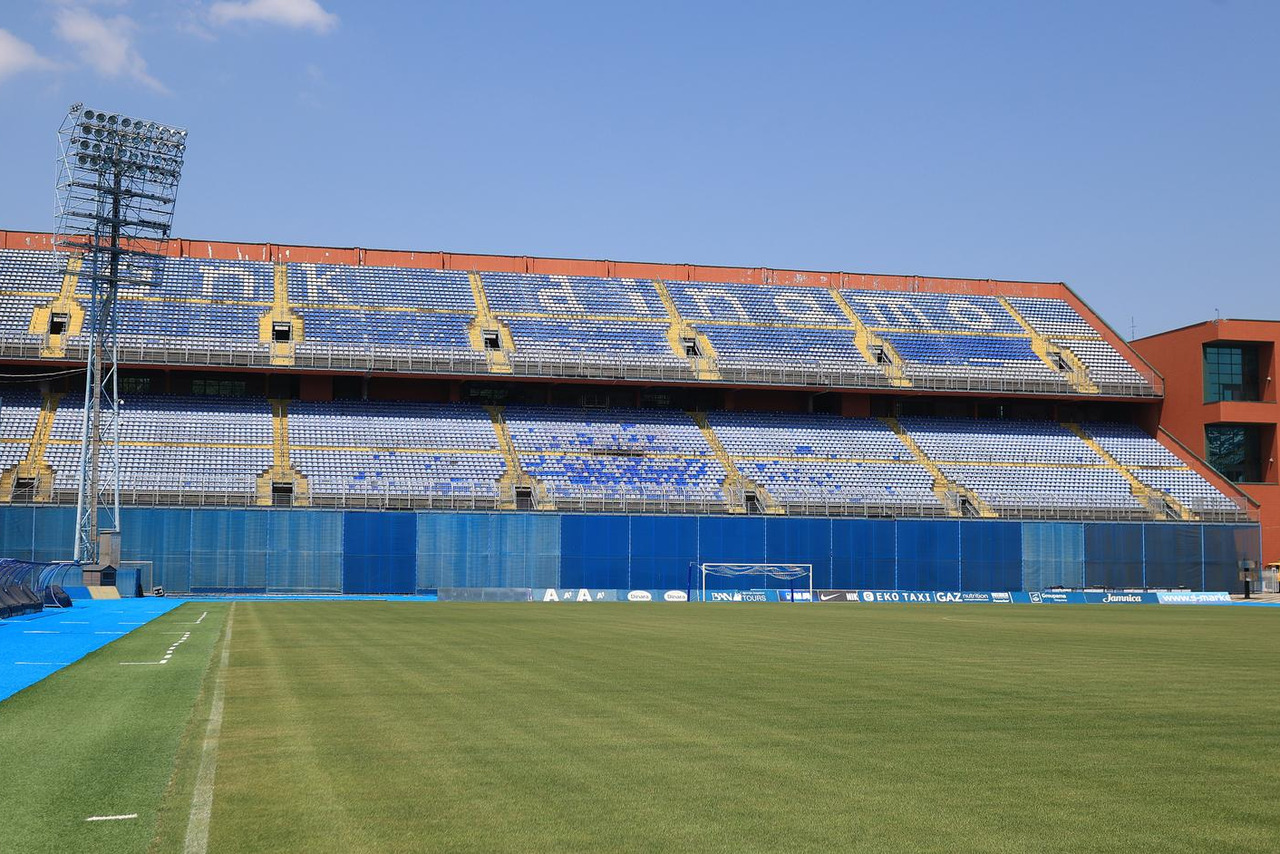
[
  {"xmin": 1103, "ymin": 593, "xmax": 1144, "ymax": 603},
  {"xmin": 627, "ymin": 590, "xmax": 652, "ymax": 602},
  {"xmin": 663, "ymin": 590, "xmax": 688, "ymax": 602}
]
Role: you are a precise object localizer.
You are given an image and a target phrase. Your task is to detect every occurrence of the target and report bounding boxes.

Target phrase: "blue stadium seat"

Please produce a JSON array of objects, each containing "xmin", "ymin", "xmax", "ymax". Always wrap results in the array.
[{"xmin": 0, "ymin": 248, "xmax": 1159, "ymax": 394}]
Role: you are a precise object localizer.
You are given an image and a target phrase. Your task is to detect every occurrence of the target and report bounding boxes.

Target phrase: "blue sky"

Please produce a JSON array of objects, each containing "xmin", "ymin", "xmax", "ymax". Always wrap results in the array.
[{"xmin": 0, "ymin": 0, "xmax": 1276, "ymax": 337}]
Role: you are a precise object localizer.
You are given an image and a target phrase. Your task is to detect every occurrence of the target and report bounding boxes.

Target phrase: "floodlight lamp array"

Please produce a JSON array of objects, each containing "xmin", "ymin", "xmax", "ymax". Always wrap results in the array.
[
  {"xmin": 56, "ymin": 103, "xmax": 188, "ymax": 255},
  {"xmin": 68, "ymin": 106, "xmax": 187, "ymax": 184}
]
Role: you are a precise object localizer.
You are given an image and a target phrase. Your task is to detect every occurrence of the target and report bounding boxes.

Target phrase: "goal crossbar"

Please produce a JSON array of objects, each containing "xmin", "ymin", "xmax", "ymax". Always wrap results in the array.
[{"xmin": 699, "ymin": 563, "xmax": 813, "ymax": 602}]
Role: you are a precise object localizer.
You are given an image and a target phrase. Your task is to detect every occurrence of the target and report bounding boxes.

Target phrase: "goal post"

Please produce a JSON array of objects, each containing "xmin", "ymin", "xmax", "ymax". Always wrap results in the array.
[{"xmin": 699, "ymin": 563, "xmax": 813, "ymax": 602}]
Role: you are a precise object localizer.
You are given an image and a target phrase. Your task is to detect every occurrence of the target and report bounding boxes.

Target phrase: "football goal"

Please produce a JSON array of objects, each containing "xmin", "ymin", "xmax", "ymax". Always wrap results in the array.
[{"xmin": 699, "ymin": 563, "xmax": 813, "ymax": 602}]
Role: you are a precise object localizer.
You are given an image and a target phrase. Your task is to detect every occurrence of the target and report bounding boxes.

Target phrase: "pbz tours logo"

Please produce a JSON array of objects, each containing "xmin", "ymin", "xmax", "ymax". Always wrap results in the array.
[{"xmin": 709, "ymin": 591, "xmax": 768, "ymax": 602}]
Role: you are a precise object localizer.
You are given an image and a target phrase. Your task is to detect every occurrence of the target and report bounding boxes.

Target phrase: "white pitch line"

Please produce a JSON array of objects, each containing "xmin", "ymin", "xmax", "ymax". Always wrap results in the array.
[
  {"xmin": 14, "ymin": 661, "xmax": 72, "ymax": 666},
  {"xmin": 119, "ymin": 631, "xmax": 191, "ymax": 666},
  {"xmin": 85, "ymin": 813, "xmax": 138, "ymax": 822},
  {"xmin": 59, "ymin": 621, "xmax": 89, "ymax": 624},
  {"xmin": 22, "ymin": 630, "xmax": 59, "ymax": 634},
  {"xmin": 184, "ymin": 605, "xmax": 233, "ymax": 854},
  {"xmin": 94, "ymin": 631, "xmax": 126, "ymax": 635}
]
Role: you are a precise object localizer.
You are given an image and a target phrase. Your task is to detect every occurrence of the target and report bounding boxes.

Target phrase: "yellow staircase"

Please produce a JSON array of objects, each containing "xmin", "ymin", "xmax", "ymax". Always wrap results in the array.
[
  {"xmin": 256, "ymin": 399, "xmax": 310, "ymax": 506},
  {"xmin": 882, "ymin": 417, "xmax": 997, "ymax": 518},
  {"xmin": 829, "ymin": 289, "xmax": 912, "ymax": 387},
  {"xmin": 258, "ymin": 263, "xmax": 305, "ymax": 366},
  {"xmin": 689, "ymin": 411, "xmax": 782, "ymax": 514},
  {"xmin": 653, "ymin": 280, "xmax": 721, "ymax": 380},
  {"xmin": 486, "ymin": 406, "xmax": 552, "ymax": 509},
  {"xmin": 467, "ymin": 272, "xmax": 515, "ymax": 374},
  {"xmin": 29, "ymin": 255, "xmax": 86, "ymax": 358},
  {"xmin": 998, "ymin": 297, "xmax": 1098, "ymax": 394},
  {"xmin": 1063, "ymin": 422, "xmax": 1193, "ymax": 520},
  {"xmin": 0, "ymin": 392, "xmax": 61, "ymax": 502}
]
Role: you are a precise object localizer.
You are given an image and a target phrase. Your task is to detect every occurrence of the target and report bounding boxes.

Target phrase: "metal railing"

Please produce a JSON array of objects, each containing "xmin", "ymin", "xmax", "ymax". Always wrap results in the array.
[
  {"xmin": 0, "ymin": 335, "xmax": 1161, "ymax": 398},
  {"xmin": 9, "ymin": 479, "xmax": 1249, "ymax": 522}
]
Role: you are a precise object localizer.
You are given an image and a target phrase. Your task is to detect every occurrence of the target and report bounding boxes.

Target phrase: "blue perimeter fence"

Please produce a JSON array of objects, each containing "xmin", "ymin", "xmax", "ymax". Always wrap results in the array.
[{"xmin": 0, "ymin": 507, "xmax": 1260, "ymax": 596}]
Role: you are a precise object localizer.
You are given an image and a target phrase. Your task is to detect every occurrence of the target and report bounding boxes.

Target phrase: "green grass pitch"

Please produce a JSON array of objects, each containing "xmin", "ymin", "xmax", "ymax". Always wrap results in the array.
[{"xmin": 1, "ymin": 602, "xmax": 1278, "ymax": 853}]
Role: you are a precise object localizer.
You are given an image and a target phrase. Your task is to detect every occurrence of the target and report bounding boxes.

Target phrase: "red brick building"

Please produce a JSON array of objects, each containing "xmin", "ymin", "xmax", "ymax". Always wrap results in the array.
[{"xmin": 1132, "ymin": 320, "xmax": 1278, "ymax": 566}]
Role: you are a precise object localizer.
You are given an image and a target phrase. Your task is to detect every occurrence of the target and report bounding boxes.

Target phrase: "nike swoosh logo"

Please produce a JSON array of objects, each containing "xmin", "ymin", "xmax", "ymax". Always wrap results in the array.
[{"xmin": 819, "ymin": 593, "xmax": 841, "ymax": 601}]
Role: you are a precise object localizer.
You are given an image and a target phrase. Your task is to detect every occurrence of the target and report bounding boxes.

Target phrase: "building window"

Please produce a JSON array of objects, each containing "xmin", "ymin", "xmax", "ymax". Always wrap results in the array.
[
  {"xmin": 1206, "ymin": 424, "xmax": 1263, "ymax": 482},
  {"xmin": 1203, "ymin": 344, "xmax": 1260, "ymax": 402},
  {"xmin": 192, "ymin": 378, "xmax": 247, "ymax": 398},
  {"xmin": 121, "ymin": 376, "xmax": 152, "ymax": 396}
]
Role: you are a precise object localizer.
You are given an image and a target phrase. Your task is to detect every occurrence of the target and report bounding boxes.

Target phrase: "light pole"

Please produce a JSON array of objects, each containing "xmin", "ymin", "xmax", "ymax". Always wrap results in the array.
[{"xmin": 55, "ymin": 105, "xmax": 187, "ymax": 569}]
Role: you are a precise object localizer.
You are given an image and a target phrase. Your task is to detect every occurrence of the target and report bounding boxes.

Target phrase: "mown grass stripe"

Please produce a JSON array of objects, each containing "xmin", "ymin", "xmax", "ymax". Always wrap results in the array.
[{"xmin": 184, "ymin": 604, "xmax": 234, "ymax": 854}]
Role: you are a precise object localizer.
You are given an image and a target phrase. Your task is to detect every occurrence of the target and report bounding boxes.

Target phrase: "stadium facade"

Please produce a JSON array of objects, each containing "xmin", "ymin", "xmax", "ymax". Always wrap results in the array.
[
  {"xmin": 0, "ymin": 228, "xmax": 1262, "ymax": 595},
  {"xmin": 1132, "ymin": 319, "xmax": 1278, "ymax": 567}
]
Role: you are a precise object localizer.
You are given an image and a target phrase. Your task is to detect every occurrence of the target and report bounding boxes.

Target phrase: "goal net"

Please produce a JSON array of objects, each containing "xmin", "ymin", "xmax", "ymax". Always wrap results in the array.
[{"xmin": 699, "ymin": 563, "xmax": 813, "ymax": 602}]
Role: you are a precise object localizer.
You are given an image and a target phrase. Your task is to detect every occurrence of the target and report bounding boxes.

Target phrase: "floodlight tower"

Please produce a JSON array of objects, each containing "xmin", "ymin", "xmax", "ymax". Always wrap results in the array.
[{"xmin": 55, "ymin": 105, "xmax": 187, "ymax": 566}]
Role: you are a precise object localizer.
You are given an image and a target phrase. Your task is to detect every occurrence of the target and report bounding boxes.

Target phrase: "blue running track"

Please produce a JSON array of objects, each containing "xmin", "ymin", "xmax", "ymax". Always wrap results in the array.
[{"xmin": 0, "ymin": 598, "xmax": 185, "ymax": 702}]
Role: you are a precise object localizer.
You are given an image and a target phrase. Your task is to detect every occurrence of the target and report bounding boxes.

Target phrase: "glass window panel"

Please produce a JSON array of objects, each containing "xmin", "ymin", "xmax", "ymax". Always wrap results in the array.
[
  {"xmin": 1206, "ymin": 424, "xmax": 1262, "ymax": 482},
  {"xmin": 1203, "ymin": 344, "xmax": 1260, "ymax": 402}
]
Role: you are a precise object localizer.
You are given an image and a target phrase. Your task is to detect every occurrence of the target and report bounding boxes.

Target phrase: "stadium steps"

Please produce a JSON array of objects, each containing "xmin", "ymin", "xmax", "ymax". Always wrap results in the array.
[
  {"xmin": 28, "ymin": 254, "xmax": 85, "ymax": 358},
  {"xmin": 0, "ymin": 391, "xmax": 60, "ymax": 502},
  {"xmin": 259, "ymin": 263, "xmax": 305, "ymax": 366},
  {"xmin": 467, "ymin": 273, "xmax": 515, "ymax": 373},
  {"xmin": 256, "ymin": 399, "xmax": 311, "ymax": 506},
  {"xmin": 881, "ymin": 416, "xmax": 996, "ymax": 518},
  {"xmin": 485, "ymin": 405, "xmax": 554, "ymax": 510},
  {"xmin": 828, "ymin": 289, "xmax": 912, "ymax": 387},
  {"xmin": 688, "ymin": 411, "xmax": 782, "ymax": 515},
  {"xmin": 652, "ymin": 280, "xmax": 721, "ymax": 380},
  {"xmin": 997, "ymin": 296, "xmax": 1099, "ymax": 393},
  {"xmin": 1062, "ymin": 422, "xmax": 1193, "ymax": 520}
]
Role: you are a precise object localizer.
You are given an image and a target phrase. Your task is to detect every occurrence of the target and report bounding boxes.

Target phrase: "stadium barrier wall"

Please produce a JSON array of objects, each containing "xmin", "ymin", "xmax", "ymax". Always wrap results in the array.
[{"xmin": 0, "ymin": 507, "xmax": 1259, "ymax": 596}]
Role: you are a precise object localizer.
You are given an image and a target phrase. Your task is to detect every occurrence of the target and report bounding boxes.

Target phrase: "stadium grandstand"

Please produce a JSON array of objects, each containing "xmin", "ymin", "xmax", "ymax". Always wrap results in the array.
[{"xmin": 0, "ymin": 228, "xmax": 1261, "ymax": 595}]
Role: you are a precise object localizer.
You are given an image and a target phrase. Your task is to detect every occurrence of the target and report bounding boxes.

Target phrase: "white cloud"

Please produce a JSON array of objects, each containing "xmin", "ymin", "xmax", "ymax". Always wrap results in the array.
[
  {"xmin": 0, "ymin": 28, "xmax": 59, "ymax": 84},
  {"xmin": 53, "ymin": 7, "xmax": 167, "ymax": 92},
  {"xmin": 209, "ymin": 0, "xmax": 338, "ymax": 33}
]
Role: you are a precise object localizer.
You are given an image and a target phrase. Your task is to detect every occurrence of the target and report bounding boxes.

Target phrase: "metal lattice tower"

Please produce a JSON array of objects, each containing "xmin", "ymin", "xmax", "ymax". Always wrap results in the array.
[{"xmin": 55, "ymin": 105, "xmax": 187, "ymax": 565}]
